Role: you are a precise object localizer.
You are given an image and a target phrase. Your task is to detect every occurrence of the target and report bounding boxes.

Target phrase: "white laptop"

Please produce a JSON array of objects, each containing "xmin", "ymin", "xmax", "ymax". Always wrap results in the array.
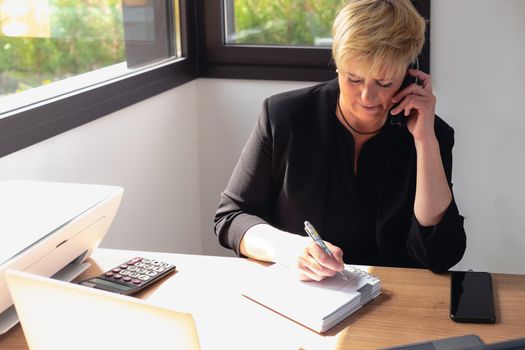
[{"xmin": 5, "ymin": 270, "xmax": 201, "ymax": 350}]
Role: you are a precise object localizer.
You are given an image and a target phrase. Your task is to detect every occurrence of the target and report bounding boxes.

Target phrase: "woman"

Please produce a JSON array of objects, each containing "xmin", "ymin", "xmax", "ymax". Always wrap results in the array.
[{"xmin": 214, "ymin": 0, "xmax": 466, "ymax": 281}]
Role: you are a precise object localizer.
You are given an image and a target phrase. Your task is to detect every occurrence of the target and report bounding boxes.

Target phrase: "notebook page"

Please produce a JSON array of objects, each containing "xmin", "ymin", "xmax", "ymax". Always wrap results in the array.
[{"xmin": 243, "ymin": 263, "xmax": 377, "ymax": 330}]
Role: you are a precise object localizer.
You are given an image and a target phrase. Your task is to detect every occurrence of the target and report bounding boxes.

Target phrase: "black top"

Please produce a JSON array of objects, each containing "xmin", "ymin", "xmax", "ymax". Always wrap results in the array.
[{"xmin": 214, "ymin": 79, "xmax": 466, "ymax": 272}]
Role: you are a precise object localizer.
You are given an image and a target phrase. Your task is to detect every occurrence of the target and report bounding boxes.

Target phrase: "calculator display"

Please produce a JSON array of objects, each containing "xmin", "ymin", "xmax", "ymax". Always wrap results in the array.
[{"xmin": 88, "ymin": 277, "xmax": 134, "ymax": 291}]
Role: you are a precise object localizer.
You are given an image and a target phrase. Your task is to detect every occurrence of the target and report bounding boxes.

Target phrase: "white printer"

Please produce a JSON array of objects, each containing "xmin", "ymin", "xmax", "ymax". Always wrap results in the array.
[{"xmin": 0, "ymin": 181, "xmax": 123, "ymax": 334}]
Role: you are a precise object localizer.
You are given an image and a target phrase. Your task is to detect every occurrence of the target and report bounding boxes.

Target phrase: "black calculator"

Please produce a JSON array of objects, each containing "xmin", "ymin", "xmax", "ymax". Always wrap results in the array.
[{"xmin": 79, "ymin": 257, "xmax": 176, "ymax": 295}]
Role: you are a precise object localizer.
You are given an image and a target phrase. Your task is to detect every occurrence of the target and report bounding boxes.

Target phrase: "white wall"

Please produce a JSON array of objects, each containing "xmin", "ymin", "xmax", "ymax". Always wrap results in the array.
[
  {"xmin": 432, "ymin": 0, "xmax": 525, "ymax": 274},
  {"xmin": 0, "ymin": 81, "xmax": 202, "ymax": 255},
  {"xmin": 196, "ymin": 79, "xmax": 314, "ymax": 257}
]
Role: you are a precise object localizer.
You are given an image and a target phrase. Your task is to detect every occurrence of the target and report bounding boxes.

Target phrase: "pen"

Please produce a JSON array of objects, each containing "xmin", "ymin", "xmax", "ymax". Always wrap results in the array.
[{"xmin": 304, "ymin": 221, "xmax": 347, "ymax": 280}]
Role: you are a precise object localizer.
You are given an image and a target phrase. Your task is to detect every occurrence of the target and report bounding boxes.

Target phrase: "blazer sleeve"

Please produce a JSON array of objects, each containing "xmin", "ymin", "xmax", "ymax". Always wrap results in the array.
[
  {"xmin": 214, "ymin": 98, "xmax": 277, "ymax": 256},
  {"xmin": 406, "ymin": 122, "xmax": 467, "ymax": 272}
]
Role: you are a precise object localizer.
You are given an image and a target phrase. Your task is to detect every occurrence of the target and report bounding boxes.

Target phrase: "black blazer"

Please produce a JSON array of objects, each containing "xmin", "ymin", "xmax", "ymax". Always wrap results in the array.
[{"xmin": 214, "ymin": 79, "xmax": 466, "ymax": 272}]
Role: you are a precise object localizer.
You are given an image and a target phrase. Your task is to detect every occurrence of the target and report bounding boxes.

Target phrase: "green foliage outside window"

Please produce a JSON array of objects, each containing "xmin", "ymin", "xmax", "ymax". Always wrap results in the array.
[
  {"xmin": 231, "ymin": 0, "xmax": 343, "ymax": 46},
  {"xmin": 0, "ymin": 0, "xmax": 124, "ymax": 96}
]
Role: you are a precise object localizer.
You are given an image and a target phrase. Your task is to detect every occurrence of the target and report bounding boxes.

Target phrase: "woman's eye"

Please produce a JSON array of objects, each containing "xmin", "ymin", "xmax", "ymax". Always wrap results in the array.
[
  {"xmin": 347, "ymin": 77, "xmax": 362, "ymax": 84},
  {"xmin": 378, "ymin": 82, "xmax": 393, "ymax": 88}
]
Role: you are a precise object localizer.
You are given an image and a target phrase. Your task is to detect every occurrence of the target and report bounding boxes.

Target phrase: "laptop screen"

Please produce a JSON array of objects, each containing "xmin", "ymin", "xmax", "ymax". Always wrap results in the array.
[{"xmin": 6, "ymin": 269, "xmax": 201, "ymax": 350}]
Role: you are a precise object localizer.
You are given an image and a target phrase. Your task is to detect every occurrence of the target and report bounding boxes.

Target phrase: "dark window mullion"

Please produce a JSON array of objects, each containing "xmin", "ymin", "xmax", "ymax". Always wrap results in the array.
[
  {"xmin": 166, "ymin": 0, "xmax": 176, "ymax": 57},
  {"xmin": 123, "ymin": 0, "xmax": 171, "ymax": 68}
]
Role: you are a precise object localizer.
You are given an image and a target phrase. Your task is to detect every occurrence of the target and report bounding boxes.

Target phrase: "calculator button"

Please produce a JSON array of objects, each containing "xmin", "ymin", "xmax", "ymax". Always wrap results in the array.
[
  {"xmin": 143, "ymin": 264, "xmax": 152, "ymax": 270},
  {"xmin": 142, "ymin": 259, "xmax": 152, "ymax": 263},
  {"xmin": 105, "ymin": 272, "xmax": 114, "ymax": 277},
  {"xmin": 120, "ymin": 270, "xmax": 130, "ymax": 276},
  {"xmin": 135, "ymin": 262, "xmax": 145, "ymax": 268},
  {"xmin": 112, "ymin": 268, "xmax": 121, "ymax": 273},
  {"xmin": 119, "ymin": 264, "xmax": 128, "ymax": 269},
  {"xmin": 129, "ymin": 272, "xmax": 139, "ymax": 278},
  {"xmin": 113, "ymin": 274, "xmax": 122, "ymax": 279},
  {"xmin": 139, "ymin": 275, "xmax": 151, "ymax": 281},
  {"xmin": 123, "ymin": 277, "xmax": 132, "ymax": 282},
  {"xmin": 152, "ymin": 261, "xmax": 162, "ymax": 266},
  {"xmin": 136, "ymin": 268, "xmax": 146, "ymax": 274},
  {"xmin": 161, "ymin": 263, "xmax": 171, "ymax": 268},
  {"xmin": 127, "ymin": 266, "xmax": 137, "ymax": 272},
  {"xmin": 153, "ymin": 267, "xmax": 165, "ymax": 273},
  {"xmin": 132, "ymin": 279, "xmax": 142, "ymax": 285},
  {"xmin": 146, "ymin": 271, "xmax": 158, "ymax": 277}
]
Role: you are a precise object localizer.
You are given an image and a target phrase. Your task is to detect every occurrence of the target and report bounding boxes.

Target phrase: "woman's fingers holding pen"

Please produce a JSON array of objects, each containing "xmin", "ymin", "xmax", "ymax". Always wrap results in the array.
[
  {"xmin": 298, "ymin": 241, "xmax": 344, "ymax": 281},
  {"xmin": 324, "ymin": 241, "xmax": 344, "ymax": 266}
]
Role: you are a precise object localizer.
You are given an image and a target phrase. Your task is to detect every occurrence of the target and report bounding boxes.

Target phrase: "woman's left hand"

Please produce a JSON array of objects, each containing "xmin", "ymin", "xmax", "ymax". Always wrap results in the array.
[{"xmin": 390, "ymin": 69, "xmax": 437, "ymax": 142}]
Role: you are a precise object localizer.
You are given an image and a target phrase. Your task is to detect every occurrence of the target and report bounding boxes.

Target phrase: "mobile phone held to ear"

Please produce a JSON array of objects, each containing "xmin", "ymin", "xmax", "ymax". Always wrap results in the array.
[
  {"xmin": 390, "ymin": 58, "xmax": 419, "ymax": 128},
  {"xmin": 450, "ymin": 271, "xmax": 496, "ymax": 323}
]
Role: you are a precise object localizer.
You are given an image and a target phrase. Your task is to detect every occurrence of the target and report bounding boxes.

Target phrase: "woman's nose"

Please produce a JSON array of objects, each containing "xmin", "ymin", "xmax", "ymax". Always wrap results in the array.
[{"xmin": 361, "ymin": 85, "xmax": 376, "ymax": 103}]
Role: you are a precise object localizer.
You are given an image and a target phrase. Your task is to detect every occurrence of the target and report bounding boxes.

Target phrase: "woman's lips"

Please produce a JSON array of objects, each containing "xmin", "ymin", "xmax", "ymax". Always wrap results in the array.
[{"xmin": 359, "ymin": 103, "xmax": 380, "ymax": 111}]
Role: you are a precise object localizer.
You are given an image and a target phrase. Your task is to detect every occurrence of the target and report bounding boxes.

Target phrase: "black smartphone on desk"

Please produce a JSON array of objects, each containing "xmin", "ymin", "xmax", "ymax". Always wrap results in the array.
[{"xmin": 450, "ymin": 271, "xmax": 496, "ymax": 323}]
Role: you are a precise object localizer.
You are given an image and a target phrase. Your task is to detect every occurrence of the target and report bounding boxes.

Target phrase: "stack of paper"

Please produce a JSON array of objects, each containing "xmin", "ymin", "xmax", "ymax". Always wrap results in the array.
[{"xmin": 242, "ymin": 264, "xmax": 381, "ymax": 333}]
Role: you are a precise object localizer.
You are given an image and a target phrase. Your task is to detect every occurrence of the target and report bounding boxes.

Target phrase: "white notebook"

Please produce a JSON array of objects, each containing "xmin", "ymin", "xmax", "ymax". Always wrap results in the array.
[{"xmin": 242, "ymin": 264, "xmax": 381, "ymax": 333}]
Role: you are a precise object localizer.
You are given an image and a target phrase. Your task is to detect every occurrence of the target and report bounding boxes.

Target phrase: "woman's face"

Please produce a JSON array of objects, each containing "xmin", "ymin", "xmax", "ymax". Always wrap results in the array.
[{"xmin": 338, "ymin": 60, "xmax": 405, "ymax": 128}]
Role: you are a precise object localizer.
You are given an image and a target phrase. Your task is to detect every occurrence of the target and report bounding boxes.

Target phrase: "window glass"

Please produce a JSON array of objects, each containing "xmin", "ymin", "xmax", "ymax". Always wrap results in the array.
[
  {"xmin": 0, "ymin": 0, "xmax": 180, "ymax": 115},
  {"xmin": 224, "ymin": 0, "xmax": 343, "ymax": 47}
]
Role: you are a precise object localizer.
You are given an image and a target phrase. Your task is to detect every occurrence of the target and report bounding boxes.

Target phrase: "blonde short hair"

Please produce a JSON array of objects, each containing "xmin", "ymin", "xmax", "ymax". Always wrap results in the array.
[{"xmin": 332, "ymin": 0, "xmax": 426, "ymax": 78}]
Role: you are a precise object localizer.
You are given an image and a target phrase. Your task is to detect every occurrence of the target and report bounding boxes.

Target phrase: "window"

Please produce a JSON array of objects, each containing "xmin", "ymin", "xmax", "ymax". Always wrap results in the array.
[
  {"xmin": 0, "ymin": 0, "xmax": 125, "ymax": 98},
  {"xmin": 200, "ymin": 0, "xmax": 430, "ymax": 81},
  {"xmin": 224, "ymin": 0, "xmax": 339, "ymax": 47},
  {"xmin": 0, "ymin": 0, "xmax": 184, "ymax": 115},
  {"xmin": 0, "ymin": 0, "xmax": 196, "ymax": 158}
]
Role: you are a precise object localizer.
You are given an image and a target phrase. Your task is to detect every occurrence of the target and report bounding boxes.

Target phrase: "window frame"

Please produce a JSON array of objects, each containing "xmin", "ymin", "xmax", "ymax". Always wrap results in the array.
[
  {"xmin": 199, "ymin": 0, "xmax": 430, "ymax": 81},
  {"xmin": 0, "ymin": 0, "xmax": 197, "ymax": 158}
]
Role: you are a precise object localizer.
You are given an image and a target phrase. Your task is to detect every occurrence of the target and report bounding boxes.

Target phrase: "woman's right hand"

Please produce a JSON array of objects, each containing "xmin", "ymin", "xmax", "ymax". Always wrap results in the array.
[
  {"xmin": 296, "ymin": 240, "xmax": 345, "ymax": 281},
  {"xmin": 240, "ymin": 224, "xmax": 344, "ymax": 281}
]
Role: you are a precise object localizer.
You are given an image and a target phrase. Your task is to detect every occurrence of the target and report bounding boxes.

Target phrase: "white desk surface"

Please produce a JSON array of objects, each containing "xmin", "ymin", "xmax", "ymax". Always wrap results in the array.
[{"xmin": 90, "ymin": 248, "xmax": 339, "ymax": 350}]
